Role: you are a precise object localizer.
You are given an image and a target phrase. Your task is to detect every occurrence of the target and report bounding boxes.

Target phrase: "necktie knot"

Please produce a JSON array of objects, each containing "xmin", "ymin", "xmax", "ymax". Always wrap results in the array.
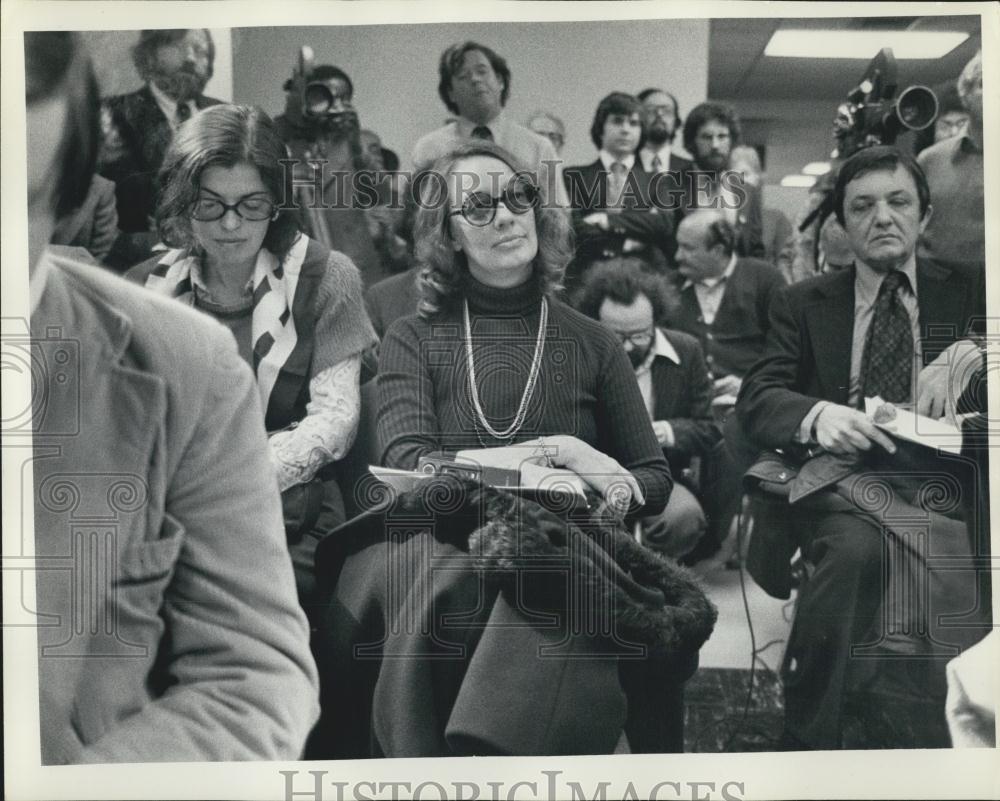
[
  {"xmin": 860, "ymin": 268, "xmax": 914, "ymax": 405},
  {"xmin": 176, "ymin": 102, "xmax": 192, "ymax": 125},
  {"xmin": 651, "ymin": 154, "xmax": 663, "ymax": 172},
  {"xmin": 471, "ymin": 125, "xmax": 493, "ymax": 141},
  {"xmin": 608, "ymin": 162, "xmax": 628, "ymax": 210},
  {"xmin": 880, "ymin": 270, "xmax": 908, "ymax": 296}
]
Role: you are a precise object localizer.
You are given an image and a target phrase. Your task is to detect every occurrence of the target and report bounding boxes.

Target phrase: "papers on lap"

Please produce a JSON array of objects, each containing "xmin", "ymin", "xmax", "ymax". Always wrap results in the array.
[
  {"xmin": 369, "ymin": 446, "xmax": 588, "ymax": 501},
  {"xmin": 864, "ymin": 396, "xmax": 966, "ymax": 455}
]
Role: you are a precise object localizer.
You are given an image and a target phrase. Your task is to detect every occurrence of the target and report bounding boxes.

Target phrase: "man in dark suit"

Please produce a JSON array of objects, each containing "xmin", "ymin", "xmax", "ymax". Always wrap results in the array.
[
  {"xmin": 576, "ymin": 258, "xmax": 721, "ymax": 560},
  {"xmin": 563, "ymin": 92, "xmax": 676, "ymax": 295},
  {"xmin": 98, "ymin": 30, "xmax": 221, "ymax": 238},
  {"xmin": 671, "ymin": 209, "xmax": 785, "ymax": 407},
  {"xmin": 636, "ymin": 88, "xmax": 693, "ymax": 183},
  {"xmin": 681, "ymin": 102, "xmax": 764, "ymax": 259},
  {"xmin": 735, "ymin": 146, "xmax": 988, "ymax": 749},
  {"xmin": 669, "ymin": 208, "xmax": 785, "ymax": 559}
]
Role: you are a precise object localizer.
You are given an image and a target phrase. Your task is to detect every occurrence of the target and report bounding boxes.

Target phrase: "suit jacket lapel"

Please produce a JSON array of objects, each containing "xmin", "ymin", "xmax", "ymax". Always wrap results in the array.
[
  {"xmin": 137, "ymin": 86, "xmax": 172, "ymax": 170},
  {"xmin": 806, "ymin": 268, "xmax": 855, "ymax": 405},
  {"xmin": 916, "ymin": 259, "xmax": 965, "ymax": 339}
]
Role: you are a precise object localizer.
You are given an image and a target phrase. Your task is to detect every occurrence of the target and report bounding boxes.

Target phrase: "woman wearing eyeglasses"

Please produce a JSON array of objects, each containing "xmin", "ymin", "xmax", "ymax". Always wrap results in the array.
[
  {"xmin": 127, "ymin": 104, "xmax": 377, "ymax": 605},
  {"xmin": 313, "ymin": 143, "xmax": 714, "ymax": 758},
  {"xmin": 378, "ymin": 140, "xmax": 671, "ymax": 515}
]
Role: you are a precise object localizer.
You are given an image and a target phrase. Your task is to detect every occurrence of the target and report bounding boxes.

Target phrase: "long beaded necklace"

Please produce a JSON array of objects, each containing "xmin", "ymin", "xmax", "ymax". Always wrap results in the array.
[{"xmin": 463, "ymin": 296, "xmax": 549, "ymax": 441}]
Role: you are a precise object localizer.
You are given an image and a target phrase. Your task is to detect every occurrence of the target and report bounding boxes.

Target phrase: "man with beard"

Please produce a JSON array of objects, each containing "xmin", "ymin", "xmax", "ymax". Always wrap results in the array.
[
  {"xmin": 275, "ymin": 62, "xmax": 388, "ymax": 287},
  {"xmin": 637, "ymin": 88, "xmax": 693, "ymax": 180},
  {"xmin": 576, "ymin": 258, "xmax": 721, "ymax": 561},
  {"xmin": 99, "ymin": 29, "xmax": 221, "ymax": 241},
  {"xmin": 681, "ymin": 102, "xmax": 764, "ymax": 259}
]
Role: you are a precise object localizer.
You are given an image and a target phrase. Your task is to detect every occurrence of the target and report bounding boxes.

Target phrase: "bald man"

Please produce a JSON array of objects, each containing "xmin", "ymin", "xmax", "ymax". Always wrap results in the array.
[{"xmin": 672, "ymin": 209, "xmax": 785, "ymax": 400}]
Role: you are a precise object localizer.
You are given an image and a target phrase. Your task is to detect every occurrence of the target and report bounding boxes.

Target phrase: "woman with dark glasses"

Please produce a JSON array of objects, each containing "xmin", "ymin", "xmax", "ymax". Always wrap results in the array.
[
  {"xmin": 377, "ymin": 140, "xmax": 671, "ymax": 512},
  {"xmin": 310, "ymin": 142, "xmax": 711, "ymax": 759},
  {"xmin": 127, "ymin": 104, "xmax": 376, "ymax": 606}
]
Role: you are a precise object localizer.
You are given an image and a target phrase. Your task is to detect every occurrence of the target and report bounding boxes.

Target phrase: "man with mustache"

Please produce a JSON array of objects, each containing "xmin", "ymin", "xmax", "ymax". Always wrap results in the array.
[
  {"xmin": 99, "ymin": 29, "xmax": 221, "ymax": 244},
  {"xmin": 681, "ymin": 102, "xmax": 764, "ymax": 259},
  {"xmin": 275, "ymin": 61, "xmax": 388, "ymax": 287},
  {"xmin": 637, "ymin": 88, "xmax": 693, "ymax": 180},
  {"xmin": 576, "ymin": 258, "xmax": 721, "ymax": 561}
]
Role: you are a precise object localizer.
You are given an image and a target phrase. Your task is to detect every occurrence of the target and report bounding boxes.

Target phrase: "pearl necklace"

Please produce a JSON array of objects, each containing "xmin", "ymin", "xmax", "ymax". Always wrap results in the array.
[{"xmin": 463, "ymin": 296, "xmax": 548, "ymax": 440}]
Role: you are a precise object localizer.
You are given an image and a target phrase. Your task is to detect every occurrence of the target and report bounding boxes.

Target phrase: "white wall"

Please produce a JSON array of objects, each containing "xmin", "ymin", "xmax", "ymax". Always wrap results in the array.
[
  {"xmin": 81, "ymin": 29, "xmax": 233, "ymax": 100},
  {"xmin": 231, "ymin": 19, "xmax": 709, "ymax": 170}
]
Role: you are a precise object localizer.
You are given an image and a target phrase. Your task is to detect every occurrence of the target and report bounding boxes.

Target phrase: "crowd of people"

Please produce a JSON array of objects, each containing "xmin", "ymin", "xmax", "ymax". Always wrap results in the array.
[{"xmin": 23, "ymin": 27, "xmax": 990, "ymax": 764}]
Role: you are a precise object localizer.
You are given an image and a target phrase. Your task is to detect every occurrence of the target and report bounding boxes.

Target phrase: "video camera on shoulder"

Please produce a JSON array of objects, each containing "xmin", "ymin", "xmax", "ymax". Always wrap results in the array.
[
  {"xmin": 831, "ymin": 48, "xmax": 938, "ymax": 160},
  {"xmin": 284, "ymin": 46, "xmax": 358, "ymax": 131},
  {"xmin": 799, "ymin": 48, "xmax": 937, "ymax": 235}
]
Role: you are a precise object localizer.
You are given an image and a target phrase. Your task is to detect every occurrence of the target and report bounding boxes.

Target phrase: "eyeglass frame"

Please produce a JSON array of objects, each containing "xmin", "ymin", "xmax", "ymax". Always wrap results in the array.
[
  {"xmin": 188, "ymin": 195, "xmax": 277, "ymax": 222},
  {"xmin": 447, "ymin": 175, "xmax": 541, "ymax": 227},
  {"xmin": 610, "ymin": 326, "xmax": 655, "ymax": 349},
  {"xmin": 646, "ymin": 105, "xmax": 676, "ymax": 119}
]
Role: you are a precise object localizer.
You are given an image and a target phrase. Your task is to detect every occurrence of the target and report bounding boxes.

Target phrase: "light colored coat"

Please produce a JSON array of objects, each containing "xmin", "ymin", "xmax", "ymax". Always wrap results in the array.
[{"xmin": 30, "ymin": 254, "xmax": 319, "ymax": 763}]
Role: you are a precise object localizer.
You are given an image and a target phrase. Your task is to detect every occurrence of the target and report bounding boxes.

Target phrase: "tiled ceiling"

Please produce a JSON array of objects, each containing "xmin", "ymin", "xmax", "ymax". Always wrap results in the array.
[{"xmin": 709, "ymin": 15, "xmax": 983, "ymax": 101}]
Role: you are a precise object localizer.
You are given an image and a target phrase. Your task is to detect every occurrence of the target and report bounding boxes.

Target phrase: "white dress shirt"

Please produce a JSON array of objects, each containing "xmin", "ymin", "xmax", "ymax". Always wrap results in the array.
[{"xmin": 683, "ymin": 253, "xmax": 738, "ymax": 326}]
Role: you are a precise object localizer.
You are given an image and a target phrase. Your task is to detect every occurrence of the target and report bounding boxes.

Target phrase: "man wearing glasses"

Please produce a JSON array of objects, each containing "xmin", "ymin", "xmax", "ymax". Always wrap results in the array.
[
  {"xmin": 916, "ymin": 50, "xmax": 984, "ymax": 279},
  {"xmin": 575, "ymin": 258, "xmax": 721, "ymax": 560},
  {"xmin": 636, "ymin": 88, "xmax": 693, "ymax": 181},
  {"xmin": 526, "ymin": 110, "xmax": 566, "ymax": 156}
]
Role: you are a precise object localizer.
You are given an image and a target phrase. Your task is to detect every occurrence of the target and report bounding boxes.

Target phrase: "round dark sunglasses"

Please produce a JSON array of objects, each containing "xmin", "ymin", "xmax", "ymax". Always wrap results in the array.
[
  {"xmin": 448, "ymin": 177, "xmax": 540, "ymax": 227},
  {"xmin": 189, "ymin": 197, "xmax": 276, "ymax": 222}
]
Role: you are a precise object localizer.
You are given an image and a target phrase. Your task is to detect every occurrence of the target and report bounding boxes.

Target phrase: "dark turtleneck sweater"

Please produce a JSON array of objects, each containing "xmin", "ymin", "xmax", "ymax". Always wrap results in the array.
[{"xmin": 377, "ymin": 275, "xmax": 672, "ymax": 516}]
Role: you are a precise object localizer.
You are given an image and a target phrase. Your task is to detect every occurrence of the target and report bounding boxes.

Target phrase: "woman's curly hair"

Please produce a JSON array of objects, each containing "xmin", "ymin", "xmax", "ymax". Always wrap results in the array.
[{"xmin": 410, "ymin": 141, "xmax": 573, "ymax": 318}]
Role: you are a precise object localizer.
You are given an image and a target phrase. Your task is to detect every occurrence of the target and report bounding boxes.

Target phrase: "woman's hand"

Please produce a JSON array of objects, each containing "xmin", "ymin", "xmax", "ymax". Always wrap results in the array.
[{"xmin": 538, "ymin": 435, "xmax": 645, "ymax": 513}]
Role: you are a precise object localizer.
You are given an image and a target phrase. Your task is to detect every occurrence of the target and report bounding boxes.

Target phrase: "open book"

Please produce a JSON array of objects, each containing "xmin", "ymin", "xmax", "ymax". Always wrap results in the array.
[
  {"xmin": 864, "ymin": 396, "xmax": 966, "ymax": 456},
  {"xmin": 369, "ymin": 446, "xmax": 589, "ymax": 504}
]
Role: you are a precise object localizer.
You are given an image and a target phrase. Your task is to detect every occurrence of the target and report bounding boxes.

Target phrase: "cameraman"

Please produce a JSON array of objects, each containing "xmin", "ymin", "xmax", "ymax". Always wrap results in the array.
[{"xmin": 275, "ymin": 60, "xmax": 389, "ymax": 286}]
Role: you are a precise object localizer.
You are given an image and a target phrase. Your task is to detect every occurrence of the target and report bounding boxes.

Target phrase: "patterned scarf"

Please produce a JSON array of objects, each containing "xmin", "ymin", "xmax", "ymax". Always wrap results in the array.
[{"xmin": 143, "ymin": 235, "xmax": 309, "ymax": 416}]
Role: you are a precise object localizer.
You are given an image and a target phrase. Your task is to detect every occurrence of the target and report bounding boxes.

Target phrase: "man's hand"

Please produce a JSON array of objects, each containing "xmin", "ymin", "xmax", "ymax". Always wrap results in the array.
[
  {"xmin": 814, "ymin": 404, "xmax": 897, "ymax": 456},
  {"xmin": 917, "ymin": 339, "xmax": 982, "ymax": 421},
  {"xmin": 713, "ymin": 374, "xmax": 742, "ymax": 398},
  {"xmin": 652, "ymin": 420, "xmax": 675, "ymax": 448}
]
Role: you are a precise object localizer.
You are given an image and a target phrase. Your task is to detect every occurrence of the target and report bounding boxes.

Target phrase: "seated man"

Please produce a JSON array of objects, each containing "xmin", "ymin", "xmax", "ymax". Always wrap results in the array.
[
  {"xmin": 576, "ymin": 258, "xmax": 721, "ymax": 560},
  {"xmin": 671, "ymin": 209, "xmax": 785, "ymax": 402},
  {"xmin": 670, "ymin": 209, "xmax": 785, "ymax": 555},
  {"xmin": 563, "ymin": 92, "xmax": 676, "ymax": 295},
  {"xmin": 735, "ymin": 145, "xmax": 989, "ymax": 749}
]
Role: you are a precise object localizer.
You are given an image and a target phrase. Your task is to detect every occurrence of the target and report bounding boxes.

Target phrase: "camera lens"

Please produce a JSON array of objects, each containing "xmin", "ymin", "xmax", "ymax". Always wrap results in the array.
[{"xmin": 304, "ymin": 82, "xmax": 333, "ymax": 115}]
